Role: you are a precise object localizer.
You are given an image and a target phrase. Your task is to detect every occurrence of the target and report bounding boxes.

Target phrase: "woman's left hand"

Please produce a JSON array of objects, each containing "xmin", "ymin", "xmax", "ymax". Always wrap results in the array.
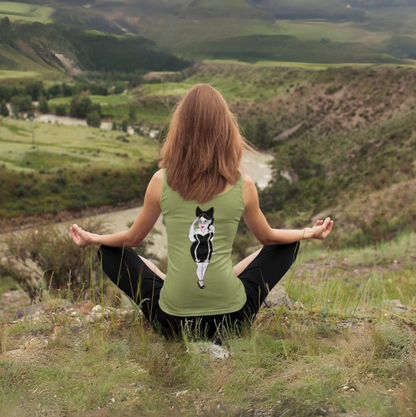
[
  {"xmin": 306, "ymin": 217, "xmax": 334, "ymax": 240},
  {"xmin": 70, "ymin": 224, "xmax": 99, "ymax": 248}
]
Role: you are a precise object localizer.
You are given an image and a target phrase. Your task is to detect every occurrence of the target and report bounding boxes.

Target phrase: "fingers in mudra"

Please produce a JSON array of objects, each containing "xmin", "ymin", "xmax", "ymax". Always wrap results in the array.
[{"xmin": 70, "ymin": 224, "xmax": 90, "ymax": 247}]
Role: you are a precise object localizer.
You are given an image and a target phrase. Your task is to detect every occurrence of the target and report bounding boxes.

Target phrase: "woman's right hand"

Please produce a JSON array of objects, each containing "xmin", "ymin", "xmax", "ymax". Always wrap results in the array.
[
  {"xmin": 306, "ymin": 217, "xmax": 334, "ymax": 240},
  {"xmin": 70, "ymin": 224, "xmax": 99, "ymax": 247}
]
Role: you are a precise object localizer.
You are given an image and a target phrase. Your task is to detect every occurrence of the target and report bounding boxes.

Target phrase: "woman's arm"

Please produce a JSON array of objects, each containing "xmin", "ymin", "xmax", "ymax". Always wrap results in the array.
[
  {"xmin": 188, "ymin": 218, "xmax": 198, "ymax": 242},
  {"xmin": 242, "ymin": 174, "xmax": 333, "ymax": 245},
  {"xmin": 70, "ymin": 169, "xmax": 163, "ymax": 248}
]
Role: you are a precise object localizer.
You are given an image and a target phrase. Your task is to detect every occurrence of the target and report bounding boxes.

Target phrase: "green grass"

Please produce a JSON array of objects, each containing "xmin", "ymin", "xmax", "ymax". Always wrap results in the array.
[
  {"xmin": 273, "ymin": 20, "xmax": 391, "ymax": 44},
  {"xmin": 142, "ymin": 68, "xmax": 303, "ymax": 101},
  {"xmin": 48, "ymin": 94, "xmax": 171, "ymax": 124},
  {"xmin": 0, "ymin": 118, "xmax": 159, "ymax": 217},
  {"xmin": 0, "ymin": 276, "xmax": 19, "ymax": 296},
  {"xmin": 201, "ymin": 58, "xmax": 388, "ymax": 69},
  {"xmin": 0, "ymin": 118, "xmax": 158, "ymax": 172},
  {"xmin": 49, "ymin": 93, "xmax": 134, "ymax": 108},
  {"xmin": 0, "ymin": 45, "xmax": 65, "ymax": 79},
  {"xmin": 0, "ymin": 2, "xmax": 54, "ymax": 23},
  {"xmin": 0, "ymin": 230, "xmax": 414, "ymax": 416},
  {"xmin": 0, "ymin": 69, "xmax": 41, "ymax": 79}
]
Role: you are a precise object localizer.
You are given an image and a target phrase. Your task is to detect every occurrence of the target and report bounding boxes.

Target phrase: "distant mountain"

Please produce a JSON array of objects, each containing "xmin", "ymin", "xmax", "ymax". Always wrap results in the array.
[
  {"xmin": 0, "ymin": 17, "xmax": 192, "ymax": 74},
  {"xmin": 0, "ymin": 0, "xmax": 415, "ymax": 64}
]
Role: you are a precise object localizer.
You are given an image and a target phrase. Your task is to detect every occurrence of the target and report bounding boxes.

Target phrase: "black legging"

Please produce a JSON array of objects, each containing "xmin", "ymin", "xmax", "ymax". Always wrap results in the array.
[{"xmin": 97, "ymin": 242, "xmax": 300, "ymax": 341}]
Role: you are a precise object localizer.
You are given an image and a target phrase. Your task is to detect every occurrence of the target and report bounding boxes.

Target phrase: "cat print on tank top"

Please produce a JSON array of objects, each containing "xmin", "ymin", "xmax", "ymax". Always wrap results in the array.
[{"xmin": 188, "ymin": 207, "xmax": 216, "ymax": 289}]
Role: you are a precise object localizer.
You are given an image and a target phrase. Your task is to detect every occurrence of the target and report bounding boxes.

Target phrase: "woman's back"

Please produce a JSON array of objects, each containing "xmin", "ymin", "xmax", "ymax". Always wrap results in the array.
[{"xmin": 158, "ymin": 167, "xmax": 247, "ymax": 316}]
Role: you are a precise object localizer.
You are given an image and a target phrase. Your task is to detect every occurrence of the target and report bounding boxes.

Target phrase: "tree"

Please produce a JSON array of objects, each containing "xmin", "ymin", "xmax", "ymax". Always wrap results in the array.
[
  {"xmin": 0, "ymin": 17, "xmax": 13, "ymax": 46},
  {"xmin": 47, "ymin": 84, "xmax": 62, "ymax": 99},
  {"xmin": 38, "ymin": 95, "xmax": 49, "ymax": 114},
  {"xmin": 27, "ymin": 109, "xmax": 35, "ymax": 119},
  {"xmin": 254, "ymin": 117, "xmax": 272, "ymax": 148},
  {"xmin": 121, "ymin": 119, "xmax": 128, "ymax": 133},
  {"xmin": 0, "ymin": 86, "xmax": 12, "ymax": 102},
  {"xmin": 71, "ymin": 96, "xmax": 91, "ymax": 119},
  {"xmin": 86, "ymin": 110, "xmax": 102, "ymax": 128},
  {"xmin": 70, "ymin": 95, "xmax": 101, "ymax": 119},
  {"xmin": 25, "ymin": 81, "xmax": 44, "ymax": 101},
  {"xmin": 128, "ymin": 105, "xmax": 137, "ymax": 123},
  {"xmin": 62, "ymin": 83, "xmax": 74, "ymax": 97},
  {"xmin": 0, "ymin": 101, "xmax": 9, "ymax": 117},
  {"xmin": 11, "ymin": 94, "xmax": 33, "ymax": 117},
  {"xmin": 55, "ymin": 104, "xmax": 66, "ymax": 116}
]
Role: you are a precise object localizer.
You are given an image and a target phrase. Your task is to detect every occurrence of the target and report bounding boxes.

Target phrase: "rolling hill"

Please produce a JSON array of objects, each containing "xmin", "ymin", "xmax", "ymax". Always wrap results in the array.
[
  {"xmin": 0, "ymin": 17, "xmax": 193, "ymax": 76},
  {"xmin": 1, "ymin": 0, "xmax": 416, "ymax": 69}
]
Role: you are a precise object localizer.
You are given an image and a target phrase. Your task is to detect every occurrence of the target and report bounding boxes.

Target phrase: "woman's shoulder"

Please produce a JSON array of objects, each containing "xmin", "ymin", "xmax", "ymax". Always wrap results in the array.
[
  {"xmin": 153, "ymin": 168, "xmax": 164, "ymax": 180},
  {"xmin": 242, "ymin": 172, "xmax": 255, "ymax": 187},
  {"xmin": 151, "ymin": 168, "xmax": 165, "ymax": 188}
]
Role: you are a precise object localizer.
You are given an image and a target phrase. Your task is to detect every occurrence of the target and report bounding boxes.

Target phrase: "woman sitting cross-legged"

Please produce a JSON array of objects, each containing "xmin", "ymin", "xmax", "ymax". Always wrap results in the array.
[{"xmin": 69, "ymin": 84, "xmax": 333, "ymax": 343}]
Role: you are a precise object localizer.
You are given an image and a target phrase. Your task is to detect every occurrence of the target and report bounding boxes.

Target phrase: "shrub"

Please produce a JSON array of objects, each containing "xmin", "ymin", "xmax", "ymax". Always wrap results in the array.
[
  {"xmin": 10, "ymin": 94, "xmax": 33, "ymax": 116},
  {"xmin": 1, "ymin": 218, "xmax": 111, "ymax": 302},
  {"xmin": 38, "ymin": 95, "xmax": 49, "ymax": 114},
  {"xmin": 86, "ymin": 110, "xmax": 102, "ymax": 128},
  {"xmin": 55, "ymin": 104, "xmax": 67, "ymax": 116},
  {"xmin": 0, "ymin": 101, "xmax": 9, "ymax": 117}
]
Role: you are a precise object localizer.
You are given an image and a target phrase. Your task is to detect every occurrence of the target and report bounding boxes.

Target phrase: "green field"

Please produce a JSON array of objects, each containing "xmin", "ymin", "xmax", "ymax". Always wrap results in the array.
[
  {"xmin": 0, "ymin": 118, "xmax": 159, "ymax": 218},
  {"xmin": 0, "ymin": 69, "xmax": 41, "ymax": 79},
  {"xmin": 273, "ymin": 20, "xmax": 391, "ymax": 44},
  {"xmin": 47, "ymin": 93, "xmax": 171, "ymax": 124},
  {"xmin": 49, "ymin": 93, "xmax": 134, "ymax": 108},
  {"xmin": 0, "ymin": 2, "xmax": 53, "ymax": 23},
  {"xmin": 0, "ymin": 118, "xmax": 158, "ymax": 172}
]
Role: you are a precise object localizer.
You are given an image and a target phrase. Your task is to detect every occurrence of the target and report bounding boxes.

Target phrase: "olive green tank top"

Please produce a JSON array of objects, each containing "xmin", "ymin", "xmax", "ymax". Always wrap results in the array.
[{"xmin": 158, "ymin": 168, "xmax": 247, "ymax": 317}]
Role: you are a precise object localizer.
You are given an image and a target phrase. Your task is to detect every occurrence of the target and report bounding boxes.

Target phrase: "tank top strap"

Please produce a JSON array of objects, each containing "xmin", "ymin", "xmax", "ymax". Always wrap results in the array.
[
  {"xmin": 236, "ymin": 170, "xmax": 244, "ymax": 207},
  {"xmin": 162, "ymin": 167, "xmax": 167, "ymax": 189}
]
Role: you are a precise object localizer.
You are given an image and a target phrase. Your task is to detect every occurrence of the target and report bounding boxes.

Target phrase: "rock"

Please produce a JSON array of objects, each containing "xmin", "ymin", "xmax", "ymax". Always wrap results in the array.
[
  {"xmin": 381, "ymin": 299, "xmax": 407, "ymax": 309},
  {"xmin": 15, "ymin": 303, "xmax": 44, "ymax": 319},
  {"xmin": 188, "ymin": 342, "xmax": 231, "ymax": 359},
  {"xmin": 261, "ymin": 285, "xmax": 292, "ymax": 309},
  {"xmin": 85, "ymin": 314, "xmax": 95, "ymax": 323},
  {"xmin": 73, "ymin": 300, "xmax": 94, "ymax": 315},
  {"xmin": 381, "ymin": 299, "xmax": 402, "ymax": 306},
  {"xmin": 293, "ymin": 301, "xmax": 305, "ymax": 309},
  {"xmin": 341, "ymin": 257, "xmax": 350, "ymax": 266}
]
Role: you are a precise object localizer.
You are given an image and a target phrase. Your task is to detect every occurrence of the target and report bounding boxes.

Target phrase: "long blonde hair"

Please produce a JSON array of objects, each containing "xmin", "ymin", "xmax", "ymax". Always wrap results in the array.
[{"xmin": 158, "ymin": 83, "xmax": 258, "ymax": 204}]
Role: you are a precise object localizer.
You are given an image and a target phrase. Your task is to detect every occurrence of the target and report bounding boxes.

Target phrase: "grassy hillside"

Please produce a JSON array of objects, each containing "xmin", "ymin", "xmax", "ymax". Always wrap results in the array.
[
  {"xmin": 0, "ymin": 43, "xmax": 63, "ymax": 76},
  {"xmin": 0, "ymin": 2, "xmax": 53, "ymax": 23},
  {"xmin": 0, "ymin": 17, "xmax": 192, "ymax": 76},
  {"xmin": 0, "ymin": 229, "xmax": 415, "ymax": 416}
]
